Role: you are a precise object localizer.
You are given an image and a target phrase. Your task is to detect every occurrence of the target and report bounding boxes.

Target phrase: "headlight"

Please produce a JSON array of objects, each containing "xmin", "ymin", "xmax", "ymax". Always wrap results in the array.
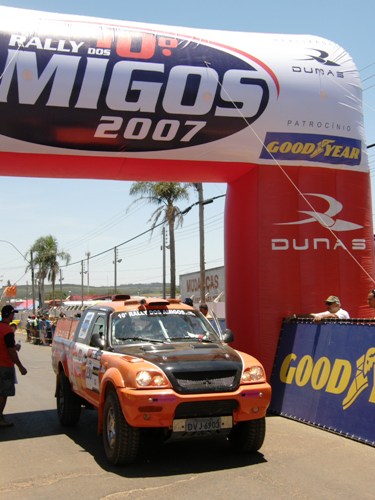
[
  {"xmin": 135, "ymin": 370, "xmax": 168, "ymax": 387},
  {"xmin": 242, "ymin": 366, "xmax": 264, "ymax": 383},
  {"xmin": 136, "ymin": 371, "xmax": 152, "ymax": 386}
]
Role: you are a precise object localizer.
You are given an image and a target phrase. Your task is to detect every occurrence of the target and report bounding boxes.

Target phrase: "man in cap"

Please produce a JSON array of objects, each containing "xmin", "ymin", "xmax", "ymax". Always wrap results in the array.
[
  {"xmin": 0, "ymin": 305, "xmax": 27, "ymax": 427},
  {"xmin": 367, "ymin": 289, "xmax": 375, "ymax": 314},
  {"xmin": 310, "ymin": 295, "xmax": 349, "ymax": 322}
]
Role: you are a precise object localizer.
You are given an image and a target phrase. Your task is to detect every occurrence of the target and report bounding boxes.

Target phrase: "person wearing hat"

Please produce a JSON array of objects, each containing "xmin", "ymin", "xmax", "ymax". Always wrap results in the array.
[
  {"xmin": 0, "ymin": 305, "xmax": 27, "ymax": 427},
  {"xmin": 367, "ymin": 289, "xmax": 375, "ymax": 315},
  {"xmin": 310, "ymin": 295, "xmax": 350, "ymax": 322}
]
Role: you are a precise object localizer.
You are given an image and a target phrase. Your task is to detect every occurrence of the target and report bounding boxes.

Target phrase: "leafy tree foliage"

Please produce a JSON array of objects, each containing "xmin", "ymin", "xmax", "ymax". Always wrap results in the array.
[
  {"xmin": 27, "ymin": 235, "xmax": 70, "ymax": 308},
  {"xmin": 129, "ymin": 182, "xmax": 190, "ymax": 298}
]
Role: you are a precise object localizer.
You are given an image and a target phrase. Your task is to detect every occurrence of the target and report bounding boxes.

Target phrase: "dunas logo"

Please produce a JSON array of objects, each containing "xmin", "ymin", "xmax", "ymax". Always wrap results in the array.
[
  {"xmin": 274, "ymin": 193, "xmax": 363, "ymax": 232},
  {"xmin": 0, "ymin": 25, "xmax": 277, "ymax": 152}
]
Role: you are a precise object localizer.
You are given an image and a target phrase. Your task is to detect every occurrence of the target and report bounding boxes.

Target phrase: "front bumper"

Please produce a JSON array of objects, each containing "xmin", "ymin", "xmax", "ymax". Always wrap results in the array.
[{"xmin": 117, "ymin": 382, "xmax": 271, "ymax": 428}]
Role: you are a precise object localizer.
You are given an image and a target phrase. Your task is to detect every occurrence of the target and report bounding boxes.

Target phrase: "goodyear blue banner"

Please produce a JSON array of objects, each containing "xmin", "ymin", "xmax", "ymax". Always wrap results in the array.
[
  {"xmin": 260, "ymin": 132, "xmax": 361, "ymax": 166},
  {"xmin": 270, "ymin": 321, "xmax": 375, "ymax": 446}
]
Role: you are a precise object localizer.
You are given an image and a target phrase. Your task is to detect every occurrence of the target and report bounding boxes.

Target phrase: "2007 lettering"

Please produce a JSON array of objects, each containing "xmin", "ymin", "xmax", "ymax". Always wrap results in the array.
[{"xmin": 94, "ymin": 116, "xmax": 206, "ymax": 142}]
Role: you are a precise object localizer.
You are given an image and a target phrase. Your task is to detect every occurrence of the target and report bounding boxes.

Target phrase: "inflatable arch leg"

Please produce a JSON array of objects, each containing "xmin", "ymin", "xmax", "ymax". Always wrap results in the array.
[{"xmin": 226, "ymin": 166, "xmax": 375, "ymax": 377}]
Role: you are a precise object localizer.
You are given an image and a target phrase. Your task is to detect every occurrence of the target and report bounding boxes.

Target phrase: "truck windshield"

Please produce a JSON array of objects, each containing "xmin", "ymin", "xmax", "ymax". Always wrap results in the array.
[{"xmin": 111, "ymin": 309, "xmax": 221, "ymax": 345}]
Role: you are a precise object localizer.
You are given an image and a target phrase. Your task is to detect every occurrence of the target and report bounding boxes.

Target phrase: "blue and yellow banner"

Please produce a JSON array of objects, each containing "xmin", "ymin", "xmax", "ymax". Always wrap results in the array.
[
  {"xmin": 270, "ymin": 321, "xmax": 375, "ymax": 446},
  {"xmin": 260, "ymin": 132, "xmax": 361, "ymax": 166}
]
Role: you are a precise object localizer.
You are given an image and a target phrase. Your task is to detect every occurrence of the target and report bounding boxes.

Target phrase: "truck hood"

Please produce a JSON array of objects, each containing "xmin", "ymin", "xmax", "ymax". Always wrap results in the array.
[{"xmin": 115, "ymin": 342, "xmax": 243, "ymax": 394}]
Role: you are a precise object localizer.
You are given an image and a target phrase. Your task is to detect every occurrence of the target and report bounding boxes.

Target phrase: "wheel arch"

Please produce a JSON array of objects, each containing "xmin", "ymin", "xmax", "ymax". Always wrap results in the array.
[{"xmin": 97, "ymin": 368, "xmax": 125, "ymax": 435}]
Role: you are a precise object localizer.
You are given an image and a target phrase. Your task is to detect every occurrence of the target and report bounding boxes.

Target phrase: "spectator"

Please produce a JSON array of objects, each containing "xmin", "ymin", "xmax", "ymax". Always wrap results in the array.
[
  {"xmin": 310, "ymin": 295, "xmax": 349, "ymax": 322},
  {"xmin": 183, "ymin": 298, "xmax": 193, "ymax": 307},
  {"xmin": 45, "ymin": 316, "xmax": 52, "ymax": 345},
  {"xmin": 26, "ymin": 315, "xmax": 33, "ymax": 342},
  {"xmin": 367, "ymin": 290, "xmax": 375, "ymax": 313},
  {"xmin": 9, "ymin": 321, "xmax": 18, "ymax": 334},
  {"xmin": 0, "ymin": 305, "xmax": 27, "ymax": 427},
  {"xmin": 199, "ymin": 303, "xmax": 211, "ymax": 318}
]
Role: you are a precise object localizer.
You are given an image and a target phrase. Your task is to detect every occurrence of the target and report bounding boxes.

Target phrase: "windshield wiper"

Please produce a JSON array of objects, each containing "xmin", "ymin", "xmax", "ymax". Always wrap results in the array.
[
  {"xmin": 168, "ymin": 335, "xmax": 215, "ymax": 343},
  {"xmin": 117, "ymin": 336, "xmax": 165, "ymax": 344}
]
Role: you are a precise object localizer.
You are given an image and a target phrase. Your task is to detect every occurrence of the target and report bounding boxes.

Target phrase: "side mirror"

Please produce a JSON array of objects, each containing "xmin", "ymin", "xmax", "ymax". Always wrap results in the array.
[
  {"xmin": 91, "ymin": 333, "xmax": 104, "ymax": 349},
  {"xmin": 222, "ymin": 329, "xmax": 234, "ymax": 343}
]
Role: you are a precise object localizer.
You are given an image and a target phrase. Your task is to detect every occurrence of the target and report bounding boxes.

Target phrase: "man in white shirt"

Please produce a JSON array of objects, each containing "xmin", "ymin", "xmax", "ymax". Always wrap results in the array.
[{"xmin": 310, "ymin": 295, "xmax": 349, "ymax": 322}]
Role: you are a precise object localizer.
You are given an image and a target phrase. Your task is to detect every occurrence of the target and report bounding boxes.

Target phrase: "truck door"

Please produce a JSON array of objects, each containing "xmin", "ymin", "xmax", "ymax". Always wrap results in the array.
[
  {"xmin": 82, "ymin": 312, "xmax": 107, "ymax": 406},
  {"xmin": 71, "ymin": 310, "xmax": 107, "ymax": 403},
  {"xmin": 70, "ymin": 311, "xmax": 96, "ymax": 394}
]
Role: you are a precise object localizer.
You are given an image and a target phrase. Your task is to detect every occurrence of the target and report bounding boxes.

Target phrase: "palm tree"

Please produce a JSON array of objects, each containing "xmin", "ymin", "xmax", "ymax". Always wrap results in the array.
[
  {"xmin": 129, "ymin": 182, "xmax": 190, "ymax": 298},
  {"xmin": 26, "ymin": 235, "xmax": 70, "ymax": 309}
]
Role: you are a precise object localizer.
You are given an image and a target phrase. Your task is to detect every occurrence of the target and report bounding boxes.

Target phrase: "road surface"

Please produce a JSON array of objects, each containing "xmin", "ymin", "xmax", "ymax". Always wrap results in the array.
[{"xmin": 0, "ymin": 332, "xmax": 374, "ymax": 499}]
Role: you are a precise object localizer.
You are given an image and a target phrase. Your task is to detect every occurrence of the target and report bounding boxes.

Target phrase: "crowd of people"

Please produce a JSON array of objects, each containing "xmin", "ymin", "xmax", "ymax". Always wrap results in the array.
[{"xmin": 25, "ymin": 314, "xmax": 57, "ymax": 345}]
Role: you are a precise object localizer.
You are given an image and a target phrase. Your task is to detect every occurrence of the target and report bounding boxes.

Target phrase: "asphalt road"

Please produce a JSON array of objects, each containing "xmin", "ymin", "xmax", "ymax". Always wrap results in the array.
[{"xmin": 0, "ymin": 332, "xmax": 374, "ymax": 499}]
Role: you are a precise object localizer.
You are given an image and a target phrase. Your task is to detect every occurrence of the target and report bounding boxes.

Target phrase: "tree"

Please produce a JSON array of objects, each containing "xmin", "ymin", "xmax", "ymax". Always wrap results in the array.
[
  {"xmin": 26, "ymin": 235, "xmax": 70, "ymax": 309},
  {"xmin": 129, "ymin": 182, "xmax": 190, "ymax": 298}
]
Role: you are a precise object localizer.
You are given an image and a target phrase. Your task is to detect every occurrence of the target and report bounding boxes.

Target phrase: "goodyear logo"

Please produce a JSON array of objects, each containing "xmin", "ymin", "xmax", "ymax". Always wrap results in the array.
[
  {"xmin": 260, "ymin": 132, "xmax": 361, "ymax": 166},
  {"xmin": 279, "ymin": 348, "xmax": 375, "ymax": 410}
]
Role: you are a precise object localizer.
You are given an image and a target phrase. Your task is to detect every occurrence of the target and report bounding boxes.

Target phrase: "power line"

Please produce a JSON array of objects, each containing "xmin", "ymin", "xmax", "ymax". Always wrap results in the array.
[{"xmin": 61, "ymin": 194, "xmax": 226, "ymax": 270}]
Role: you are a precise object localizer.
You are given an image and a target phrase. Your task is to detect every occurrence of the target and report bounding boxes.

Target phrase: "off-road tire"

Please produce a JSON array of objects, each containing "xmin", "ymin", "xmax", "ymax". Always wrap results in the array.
[
  {"xmin": 228, "ymin": 417, "xmax": 266, "ymax": 452},
  {"xmin": 56, "ymin": 371, "xmax": 81, "ymax": 426},
  {"xmin": 103, "ymin": 390, "xmax": 140, "ymax": 465}
]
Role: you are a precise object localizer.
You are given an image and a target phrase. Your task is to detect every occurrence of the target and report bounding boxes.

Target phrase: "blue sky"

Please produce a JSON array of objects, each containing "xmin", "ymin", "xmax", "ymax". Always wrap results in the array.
[{"xmin": 1, "ymin": 0, "xmax": 375, "ymax": 291}]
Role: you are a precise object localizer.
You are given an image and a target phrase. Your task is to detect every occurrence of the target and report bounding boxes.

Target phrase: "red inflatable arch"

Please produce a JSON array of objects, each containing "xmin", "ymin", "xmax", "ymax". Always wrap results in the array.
[{"xmin": 0, "ymin": 7, "xmax": 374, "ymax": 377}]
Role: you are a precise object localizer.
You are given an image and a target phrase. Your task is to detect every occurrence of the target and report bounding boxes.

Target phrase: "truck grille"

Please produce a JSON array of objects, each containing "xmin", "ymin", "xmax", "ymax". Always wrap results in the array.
[
  {"xmin": 171, "ymin": 370, "xmax": 239, "ymax": 394},
  {"xmin": 175, "ymin": 399, "xmax": 238, "ymax": 418}
]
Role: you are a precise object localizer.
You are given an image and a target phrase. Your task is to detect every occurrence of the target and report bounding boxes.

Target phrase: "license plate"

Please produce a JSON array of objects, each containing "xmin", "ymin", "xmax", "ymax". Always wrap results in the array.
[{"xmin": 173, "ymin": 416, "xmax": 232, "ymax": 433}]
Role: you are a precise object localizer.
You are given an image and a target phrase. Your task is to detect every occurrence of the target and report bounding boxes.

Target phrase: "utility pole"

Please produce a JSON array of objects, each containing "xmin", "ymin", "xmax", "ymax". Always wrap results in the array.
[
  {"xmin": 30, "ymin": 250, "xmax": 36, "ymax": 315},
  {"xmin": 162, "ymin": 227, "xmax": 166, "ymax": 298},
  {"xmin": 80, "ymin": 260, "xmax": 84, "ymax": 307},
  {"xmin": 86, "ymin": 252, "xmax": 90, "ymax": 295},
  {"xmin": 194, "ymin": 183, "xmax": 206, "ymax": 305},
  {"xmin": 114, "ymin": 247, "xmax": 118, "ymax": 293},
  {"xmin": 114, "ymin": 247, "xmax": 122, "ymax": 293},
  {"xmin": 59, "ymin": 269, "xmax": 64, "ymax": 306}
]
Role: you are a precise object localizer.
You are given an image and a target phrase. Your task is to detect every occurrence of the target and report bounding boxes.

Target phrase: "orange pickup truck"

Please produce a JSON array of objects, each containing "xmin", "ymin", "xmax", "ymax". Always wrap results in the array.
[{"xmin": 51, "ymin": 295, "xmax": 271, "ymax": 465}]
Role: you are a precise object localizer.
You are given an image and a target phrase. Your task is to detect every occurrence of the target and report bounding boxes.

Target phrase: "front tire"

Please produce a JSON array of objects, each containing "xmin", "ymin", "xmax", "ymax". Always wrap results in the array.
[
  {"xmin": 228, "ymin": 417, "xmax": 266, "ymax": 453},
  {"xmin": 103, "ymin": 390, "xmax": 140, "ymax": 465},
  {"xmin": 56, "ymin": 372, "xmax": 81, "ymax": 426}
]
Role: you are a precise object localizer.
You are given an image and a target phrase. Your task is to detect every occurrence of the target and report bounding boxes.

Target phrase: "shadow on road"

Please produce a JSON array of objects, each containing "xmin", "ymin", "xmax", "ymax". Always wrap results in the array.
[
  {"xmin": 0, "ymin": 409, "xmax": 64, "ymax": 441},
  {"xmin": 0, "ymin": 407, "xmax": 267, "ymax": 477}
]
